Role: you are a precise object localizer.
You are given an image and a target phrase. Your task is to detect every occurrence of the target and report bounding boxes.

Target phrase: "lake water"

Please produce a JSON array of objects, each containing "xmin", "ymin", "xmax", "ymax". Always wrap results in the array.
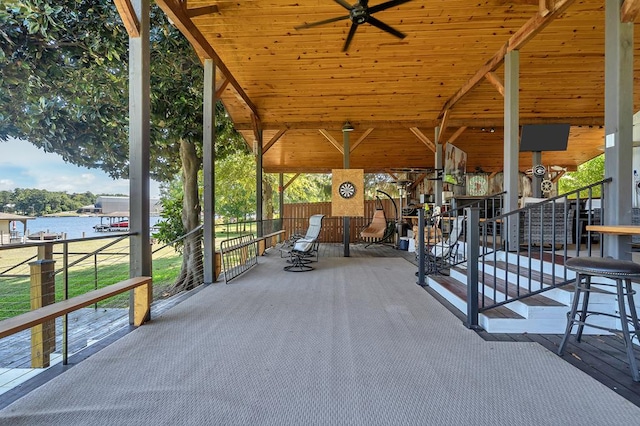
[{"xmin": 17, "ymin": 216, "xmax": 162, "ymax": 240}]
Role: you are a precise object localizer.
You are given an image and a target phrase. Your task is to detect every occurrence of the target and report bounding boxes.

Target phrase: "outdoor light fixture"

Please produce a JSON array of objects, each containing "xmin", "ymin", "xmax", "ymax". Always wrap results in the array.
[{"xmin": 342, "ymin": 121, "xmax": 354, "ymax": 132}]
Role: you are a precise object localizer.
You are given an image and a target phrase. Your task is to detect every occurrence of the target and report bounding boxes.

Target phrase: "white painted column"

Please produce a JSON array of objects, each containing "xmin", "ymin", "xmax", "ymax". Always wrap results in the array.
[
  {"xmin": 504, "ymin": 50, "xmax": 520, "ymax": 251},
  {"xmin": 604, "ymin": 0, "xmax": 634, "ymax": 259}
]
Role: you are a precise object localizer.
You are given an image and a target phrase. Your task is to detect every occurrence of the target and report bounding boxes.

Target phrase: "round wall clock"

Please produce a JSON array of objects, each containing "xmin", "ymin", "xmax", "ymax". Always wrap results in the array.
[
  {"xmin": 468, "ymin": 175, "xmax": 489, "ymax": 196},
  {"xmin": 338, "ymin": 181, "xmax": 356, "ymax": 199}
]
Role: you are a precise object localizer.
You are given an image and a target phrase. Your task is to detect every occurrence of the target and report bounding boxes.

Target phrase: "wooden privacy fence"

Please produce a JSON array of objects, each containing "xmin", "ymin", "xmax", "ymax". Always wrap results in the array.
[{"xmin": 282, "ymin": 199, "xmax": 399, "ymax": 243}]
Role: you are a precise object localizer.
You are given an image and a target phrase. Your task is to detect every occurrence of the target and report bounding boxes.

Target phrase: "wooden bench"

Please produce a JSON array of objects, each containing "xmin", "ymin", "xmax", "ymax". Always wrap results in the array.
[
  {"xmin": 256, "ymin": 230, "xmax": 286, "ymax": 255},
  {"xmin": 0, "ymin": 276, "xmax": 153, "ymax": 340}
]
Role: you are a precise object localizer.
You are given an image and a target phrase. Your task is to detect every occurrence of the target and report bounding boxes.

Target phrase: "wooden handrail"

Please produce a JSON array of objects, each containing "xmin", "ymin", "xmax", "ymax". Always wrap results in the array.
[{"xmin": 0, "ymin": 276, "xmax": 152, "ymax": 340}]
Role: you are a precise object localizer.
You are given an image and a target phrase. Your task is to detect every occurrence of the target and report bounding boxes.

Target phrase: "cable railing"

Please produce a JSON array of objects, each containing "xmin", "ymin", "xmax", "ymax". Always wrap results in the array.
[{"xmin": 0, "ymin": 231, "xmax": 188, "ymax": 395}]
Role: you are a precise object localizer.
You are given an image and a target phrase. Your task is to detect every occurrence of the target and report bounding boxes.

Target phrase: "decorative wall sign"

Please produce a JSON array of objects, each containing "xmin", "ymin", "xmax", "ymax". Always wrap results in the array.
[
  {"xmin": 332, "ymin": 169, "xmax": 364, "ymax": 217},
  {"xmin": 533, "ymin": 164, "xmax": 546, "ymax": 177},
  {"xmin": 467, "ymin": 174, "xmax": 489, "ymax": 196},
  {"xmin": 541, "ymin": 179, "xmax": 554, "ymax": 194}
]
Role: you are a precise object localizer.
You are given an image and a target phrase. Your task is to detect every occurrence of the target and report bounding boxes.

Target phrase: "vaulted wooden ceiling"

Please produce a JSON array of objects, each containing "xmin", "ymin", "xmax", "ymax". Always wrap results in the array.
[{"xmin": 153, "ymin": 0, "xmax": 640, "ymax": 173}]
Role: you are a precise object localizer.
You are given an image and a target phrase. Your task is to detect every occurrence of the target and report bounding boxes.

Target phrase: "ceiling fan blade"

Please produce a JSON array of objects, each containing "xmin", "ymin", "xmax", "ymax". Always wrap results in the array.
[
  {"xmin": 295, "ymin": 14, "xmax": 350, "ymax": 30},
  {"xmin": 333, "ymin": 0, "xmax": 354, "ymax": 10},
  {"xmin": 342, "ymin": 23, "xmax": 359, "ymax": 52},
  {"xmin": 368, "ymin": 0, "xmax": 413, "ymax": 14},
  {"xmin": 367, "ymin": 16, "xmax": 406, "ymax": 39}
]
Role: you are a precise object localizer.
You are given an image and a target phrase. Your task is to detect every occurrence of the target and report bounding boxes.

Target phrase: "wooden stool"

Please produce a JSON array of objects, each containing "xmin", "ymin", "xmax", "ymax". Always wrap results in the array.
[{"xmin": 557, "ymin": 257, "xmax": 640, "ymax": 381}]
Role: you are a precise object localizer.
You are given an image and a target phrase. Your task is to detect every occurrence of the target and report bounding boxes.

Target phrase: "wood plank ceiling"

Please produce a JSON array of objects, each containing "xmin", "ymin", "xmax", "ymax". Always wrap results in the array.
[{"xmin": 155, "ymin": 0, "xmax": 640, "ymax": 174}]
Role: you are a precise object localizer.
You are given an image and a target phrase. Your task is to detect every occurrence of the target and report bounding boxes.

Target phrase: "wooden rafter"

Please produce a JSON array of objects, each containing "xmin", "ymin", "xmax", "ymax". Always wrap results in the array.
[
  {"xmin": 438, "ymin": 0, "xmax": 575, "ymax": 118},
  {"xmin": 438, "ymin": 110, "xmax": 451, "ymax": 144},
  {"xmin": 182, "ymin": 0, "xmax": 219, "ymax": 18},
  {"xmin": 484, "ymin": 72, "xmax": 505, "ymax": 97},
  {"xmin": 409, "ymin": 127, "xmax": 436, "ymax": 152},
  {"xmin": 551, "ymin": 170, "xmax": 566, "ymax": 183},
  {"xmin": 215, "ymin": 77, "xmax": 229, "ymax": 98},
  {"xmin": 350, "ymin": 128, "xmax": 374, "ymax": 153},
  {"xmin": 251, "ymin": 114, "xmax": 262, "ymax": 140},
  {"xmin": 318, "ymin": 129, "xmax": 344, "ymax": 154},
  {"xmin": 385, "ymin": 169, "xmax": 398, "ymax": 181},
  {"xmin": 113, "ymin": 0, "xmax": 140, "ymax": 38},
  {"xmin": 409, "ymin": 173, "xmax": 427, "ymax": 190},
  {"xmin": 263, "ymin": 129, "xmax": 286, "ymax": 154},
  {"xmin": 154, "ymin": 0, "xmax": 260, "ymax": 119},
  {"xmin": 622, "ymin": 0, "xmax": 640, "ymax": 22},
  {"xmin": 539, "ymin": 0, "xmax": 553, "ymax": 16},
  {"xmin": 447, "ymin": 127, "xmax": 468, "ymax": 145},
  {"xmin": 284, "ymin": 173, "xmax": 300, "ymax": 190}
]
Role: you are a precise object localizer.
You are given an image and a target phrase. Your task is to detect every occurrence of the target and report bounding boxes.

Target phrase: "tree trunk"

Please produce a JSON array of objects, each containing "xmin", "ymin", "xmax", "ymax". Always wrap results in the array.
[
  {"xmin": 263, "ymin": 177, "xmax": 274, "ymax": 232},
  {"xmin": 171, "ymin": 138, "xmax": 203, "ymax": 293}
]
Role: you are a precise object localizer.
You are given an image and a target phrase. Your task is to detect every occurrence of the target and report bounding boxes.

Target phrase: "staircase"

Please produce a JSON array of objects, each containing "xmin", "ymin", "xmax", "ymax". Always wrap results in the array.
[{"xmin": 426, "ymin": 246, "xmax": 628, "ymax": 334}]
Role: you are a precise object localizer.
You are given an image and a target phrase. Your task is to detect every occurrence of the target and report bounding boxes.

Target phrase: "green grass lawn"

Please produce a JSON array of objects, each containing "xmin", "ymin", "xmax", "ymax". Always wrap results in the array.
[{"xmin": 0, "ymin": 253, "xmax": 182, "ymax": 320}]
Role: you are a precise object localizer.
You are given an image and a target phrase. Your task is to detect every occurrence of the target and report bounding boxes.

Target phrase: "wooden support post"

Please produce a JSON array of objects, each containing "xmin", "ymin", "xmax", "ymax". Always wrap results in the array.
[
  {"xmin": 133, "ymin": 281, "xmax": 151, "ymax": 326},
  {"xmin": 29, "ymin": 259, "xmax": 56, "ymax": 368},
  {"xmin": 214, "ymin": 251, "xmax": 222, "ymax": 281}
]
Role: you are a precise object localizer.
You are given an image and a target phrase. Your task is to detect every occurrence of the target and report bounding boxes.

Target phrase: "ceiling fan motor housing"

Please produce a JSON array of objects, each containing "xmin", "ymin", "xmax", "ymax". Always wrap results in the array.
[{"xmin": 351, "ymin": 7, "xmax": 368, "ymax": 24}]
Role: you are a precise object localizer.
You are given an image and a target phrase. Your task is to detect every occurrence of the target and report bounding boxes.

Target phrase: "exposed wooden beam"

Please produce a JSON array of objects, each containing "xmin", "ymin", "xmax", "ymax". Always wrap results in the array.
[
  {"xmin": 263, "ymin": 129, "xmax": 286, "ymax": 154},
  {"xmin": 539, "ymin": 0, "xmax": 552, "ymax": 16},
  {"xmin": 251, "ymin": 113, "xmax": 262, "ymax": 142},
  {"xmin": 551, "ymin": 170, "xmax": 566, "ymax": 183},
  {"xmin": 113, "ymin": 0, "xmax": 140, "ymax": 37},
  {"xmin": 318, "ymin": 129, "xmax": 344, "ymax": 154},
  {"xmin": 438, "ymin": 0, "xmax": 575, "ymax": 118},
  {"xmin": 484, "ymin": 72, "xmax": 505, "ymax": 97},
  {"xmin": 447, "ymin": 127, "xmax": 468, "ymax": 145},
  {"xmin": 622, "ymin": 0, "xmax": 640, "ymax": 22},
  {"xmin": 438, "ymin": 110, "xmax": 451, "ymax": 144},
  {"xmin": 283, "ymin": 173, "xmax": 300, "ymax": 190},
  {"xmin": 409, "ymin": 127, "xmax": 436, "ymax": 152},
  {"xmin": 409, "ymin": 173, "xmax": 428, "ymax": 190},
  {"xmin": 154, "ymin": 0, "xmax": 260, "ymax": 119},
  {"xmin": 385, "ymin": 170, "xmax": 398, "ymax": 181},
  {"xmin": 215, "ymin": 77, "xmax": 229, "ymax": 98},
  {"xmin": 185, "ymin": 5, "xmax": 219, "ymax": 18},
  {"xmin": 231, "ymin": 116, "xmax": 605, "ymax": 131},
  {"xmin": 350, "ymin": 128, "xmax": 374, "ymax": 153}
]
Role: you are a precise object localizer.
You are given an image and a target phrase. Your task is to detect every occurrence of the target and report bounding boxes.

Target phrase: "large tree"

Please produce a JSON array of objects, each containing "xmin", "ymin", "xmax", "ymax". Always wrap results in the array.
[{"xmin": 1, "ymin": 1, "xmax": 243, "ymax": 291}]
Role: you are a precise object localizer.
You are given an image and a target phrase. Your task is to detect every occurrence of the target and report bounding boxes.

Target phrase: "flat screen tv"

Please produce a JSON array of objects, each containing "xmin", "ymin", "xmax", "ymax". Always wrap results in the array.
[
  {"xmin": 520, "ymin": 124, "xmax": 570, "ymax": 152},
  {"xmin": 443, "ymin": 143, "xmax": 467, "ymax": 186}
]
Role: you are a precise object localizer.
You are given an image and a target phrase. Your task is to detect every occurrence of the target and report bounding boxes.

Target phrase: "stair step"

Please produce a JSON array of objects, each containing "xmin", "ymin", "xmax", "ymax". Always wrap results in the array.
[
  {"xmin": 452, "ymin": 266, "xmax": 564, "ymax": 307},
  {"xmin": 486, "ymin": 260, "xmax": 571, "ymax": 288},
  {"xmin": 427, "ymin": 274, "xmax": 524, "ymax": 319}
]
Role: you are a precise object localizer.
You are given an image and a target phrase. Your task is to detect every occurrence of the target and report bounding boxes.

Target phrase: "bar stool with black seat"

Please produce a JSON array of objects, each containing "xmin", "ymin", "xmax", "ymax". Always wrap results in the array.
[{"xmin": 557, "ymin": 257, "xmax": 640, "ymax": 381}]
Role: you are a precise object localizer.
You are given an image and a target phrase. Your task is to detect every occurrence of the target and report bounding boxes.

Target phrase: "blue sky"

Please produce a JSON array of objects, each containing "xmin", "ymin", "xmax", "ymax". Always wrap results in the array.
[{"xmin": 0, "ymin": 138, "xmax": 160, "ymax": 197}]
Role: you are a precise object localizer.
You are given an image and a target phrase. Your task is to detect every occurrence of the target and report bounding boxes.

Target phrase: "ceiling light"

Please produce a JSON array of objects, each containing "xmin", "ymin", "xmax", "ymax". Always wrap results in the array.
[{"xmin": 342, "ymin": 121, "xmax": 354, "ymax": 132}]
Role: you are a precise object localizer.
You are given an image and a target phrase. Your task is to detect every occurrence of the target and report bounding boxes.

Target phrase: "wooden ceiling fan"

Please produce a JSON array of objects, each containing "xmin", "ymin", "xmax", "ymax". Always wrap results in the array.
[{"xmin": 295, "ymin": 0, "xmax": 413, "ymax": 52}]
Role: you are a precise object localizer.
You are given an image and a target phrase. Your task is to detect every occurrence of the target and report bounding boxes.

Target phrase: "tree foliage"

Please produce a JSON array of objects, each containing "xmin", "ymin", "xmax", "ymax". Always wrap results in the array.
[
  {"xmin": 0, "ymin": 188, "xmax": 95, "ymax": 215},
  {"xmin": 558, "ymin": 154, "xmax": 605, "ymax": 197},
  {"xmin": 1, "ymin": 0, "xmax": 245, "ymax": 292}
]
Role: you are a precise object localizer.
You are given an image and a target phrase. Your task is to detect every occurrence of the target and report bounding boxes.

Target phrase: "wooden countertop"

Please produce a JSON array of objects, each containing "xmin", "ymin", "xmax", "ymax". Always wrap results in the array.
[{"xmin": 586, "ymin": 225, "xmax": 640, "ymax": 235}]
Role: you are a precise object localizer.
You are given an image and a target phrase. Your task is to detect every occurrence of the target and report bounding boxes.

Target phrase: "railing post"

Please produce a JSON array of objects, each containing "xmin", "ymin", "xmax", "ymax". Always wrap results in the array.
[
  {"xmin": 465, "ymin": 207, "xmax": 481, "ymax": 329},
  {"xmin": 29, "ymin": 243, "xmax": 56, "ymax": 368},
  {"xmin": 417, "ymin": 207, "xmax": 426, "ymax": 286}
]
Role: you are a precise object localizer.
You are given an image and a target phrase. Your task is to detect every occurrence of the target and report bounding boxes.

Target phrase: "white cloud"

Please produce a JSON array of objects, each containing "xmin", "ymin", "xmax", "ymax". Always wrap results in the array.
[
  {"xmin": 0, "ymin": 138, "xmax": 160, "ymax": 197},
  {"xmin": 0, "ymin": 178, "xmax": 15, "ymax": 190}
]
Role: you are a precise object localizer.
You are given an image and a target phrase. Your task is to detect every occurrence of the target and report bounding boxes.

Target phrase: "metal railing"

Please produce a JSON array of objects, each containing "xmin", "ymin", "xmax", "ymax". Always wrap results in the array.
[
  {"xmin": 466, "ymin": 179, "xmax": 610, "ymax": 327},
  {"xmin": 220, "ymin": 234, "xmax": 258, "ymax": 284},
  {"xmin": 0, "ymin": 231, "xmax": 187, "ymax": 391}
]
